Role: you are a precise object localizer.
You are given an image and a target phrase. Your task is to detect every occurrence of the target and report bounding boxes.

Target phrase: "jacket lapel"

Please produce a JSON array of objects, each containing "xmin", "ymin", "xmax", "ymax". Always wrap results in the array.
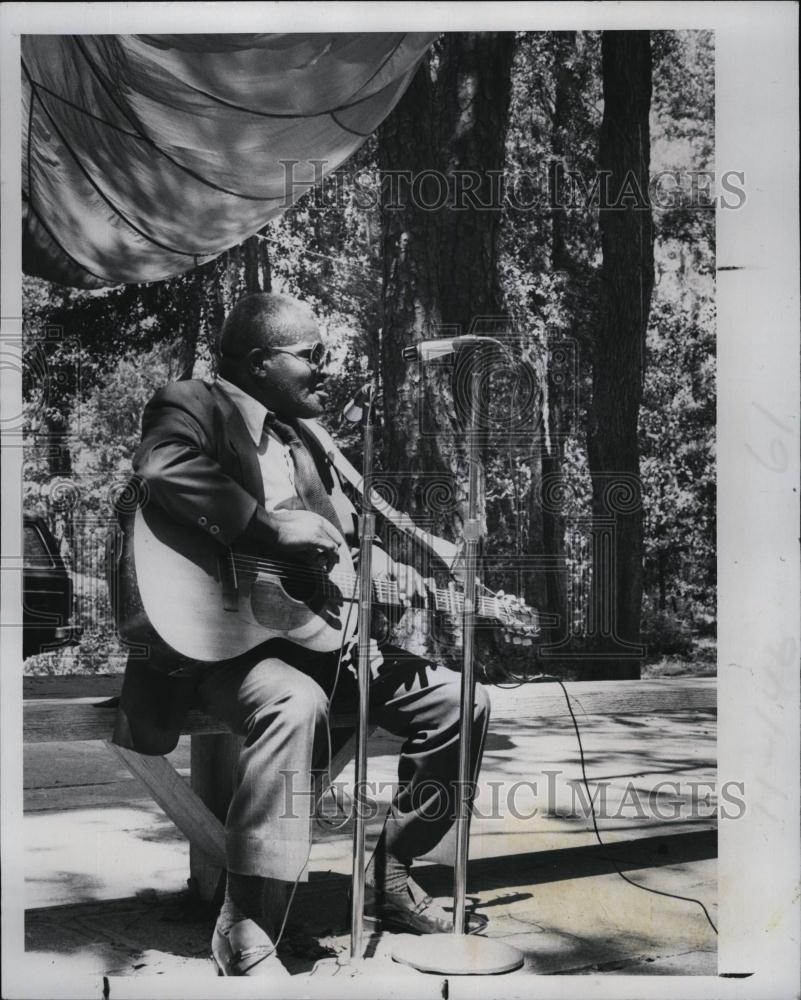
[{"xmin": 209, "ymin": 383, "xmax": 265, "ymax": 506}]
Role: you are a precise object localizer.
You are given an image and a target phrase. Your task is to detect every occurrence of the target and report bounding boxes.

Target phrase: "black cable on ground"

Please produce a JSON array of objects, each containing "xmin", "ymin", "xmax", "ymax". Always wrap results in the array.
[{"xmin": 555, "ymin": 678, "xmax": 718, "ymax": 936}]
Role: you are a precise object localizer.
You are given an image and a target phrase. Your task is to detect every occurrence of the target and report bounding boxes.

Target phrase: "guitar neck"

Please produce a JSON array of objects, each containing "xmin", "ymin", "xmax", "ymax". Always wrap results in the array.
[
  {"xmin": 230, "ymin": 554, "xmax": 522, "ymax": 624},
  {"xmin": 372, "ymin": 577, "xmax": 498, "ymax": 618}
]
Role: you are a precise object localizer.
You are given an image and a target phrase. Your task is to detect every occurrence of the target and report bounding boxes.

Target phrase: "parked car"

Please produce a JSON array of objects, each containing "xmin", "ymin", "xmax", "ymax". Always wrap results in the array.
[{"xmin": 23, "ymin": 516, "xmax": 82, "ymax": 659}]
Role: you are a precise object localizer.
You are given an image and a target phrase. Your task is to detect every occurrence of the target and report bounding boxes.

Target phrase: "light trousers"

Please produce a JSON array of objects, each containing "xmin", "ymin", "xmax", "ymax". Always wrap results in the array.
[{"xmin": 196, "ymin": 642, "xmax": 491, "ymax": 880}]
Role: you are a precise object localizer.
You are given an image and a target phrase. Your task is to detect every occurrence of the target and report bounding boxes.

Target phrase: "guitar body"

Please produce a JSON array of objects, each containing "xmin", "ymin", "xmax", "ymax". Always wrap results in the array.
[
  {"xmin": 127, "ymin": 503, "xmax": 357, "ymax": 662},
  {"xmin": 107, "ymin": 482, "xmax": 539, "ymax": 669}
]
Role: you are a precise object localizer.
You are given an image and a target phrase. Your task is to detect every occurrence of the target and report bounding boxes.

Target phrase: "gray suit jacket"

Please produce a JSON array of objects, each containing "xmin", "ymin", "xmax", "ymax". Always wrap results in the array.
[{"xmin": 110, "ymin": 379, "xmax": 354, "ymax": 755}]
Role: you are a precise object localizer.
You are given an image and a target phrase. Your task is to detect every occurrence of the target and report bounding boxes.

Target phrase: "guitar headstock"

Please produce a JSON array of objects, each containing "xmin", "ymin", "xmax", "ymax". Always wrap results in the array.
[{"xmin": 490, "ymin": 589, "xmax": 541, "ymax": 646}]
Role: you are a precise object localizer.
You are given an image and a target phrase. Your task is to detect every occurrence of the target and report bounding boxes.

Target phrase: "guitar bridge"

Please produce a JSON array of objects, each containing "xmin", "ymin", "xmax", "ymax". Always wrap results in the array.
[{"xmin": 218, "ymin": 550, "xmax": 239, "ymax": 613}]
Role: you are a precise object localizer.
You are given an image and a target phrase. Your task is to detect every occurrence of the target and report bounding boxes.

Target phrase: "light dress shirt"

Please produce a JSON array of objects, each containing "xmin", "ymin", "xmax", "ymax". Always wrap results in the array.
[
  {"xmin": 215, "ymin": 377, "xmax": 296, "ymax": 512},
  {"xmin": 216, "ymin": 379, "xmax": 385, "ymax": 674}
]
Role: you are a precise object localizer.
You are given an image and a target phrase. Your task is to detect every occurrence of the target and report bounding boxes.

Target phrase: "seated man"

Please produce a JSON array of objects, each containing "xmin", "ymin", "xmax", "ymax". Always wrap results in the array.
[{"xmin": 112, "ymin": 292, "xmax": 490, "ymax": 977}]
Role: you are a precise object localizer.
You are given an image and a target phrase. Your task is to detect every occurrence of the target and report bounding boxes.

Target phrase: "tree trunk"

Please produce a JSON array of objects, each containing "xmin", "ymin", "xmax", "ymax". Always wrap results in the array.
[
  {"xmin": 541, "ymin": 32, "xmax": 579, "ymax": 645},
  {"xmin": 177, "ymin": 268, "xmax": 204, "ymax": 379},
  {"xmin": 548, "ymin": 31, "xmax": 577, "ymax": 274},
  {"xmin": 243, "ymin": 236, "xmax": 261, "ymax": 293},
  {"xmin": 586, "ymin": 31, "xmax": 654, "ymax": 678},
  {"xmin": 241, "ymin": 231, "xmax": 271, "ymax": 293},
  {"xmin": 436, "ymin": 32, "xmax": 515, "ymax": 331},
  {"xmin": 257, "ymin": 231, "xmax": 272, "ymax": 292},
  {"xmin": 378, "ymin": 36, "xmax": 516, "ymax": 664},
  {"xmin": 378, "ymin": 60, "xmax": 449, "ymax": 531},
  {"xmin": 379, "ymin": 35, "xmax": 515, "ymax": 537},
  {"xmin": 44, "ymin": 413, "xmax": 72, "ymax": 478},
  {"xmin": 435, "ymin": 35, "xmax": 523, "ymax": 608},
  {"xmin": 44, "ymin": 408, "xmax": 75, "ymax": 564}
]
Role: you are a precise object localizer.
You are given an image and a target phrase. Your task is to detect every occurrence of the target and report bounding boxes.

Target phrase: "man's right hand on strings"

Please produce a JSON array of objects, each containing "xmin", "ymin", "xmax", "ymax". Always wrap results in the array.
[{"xmin": 248, "ymin": 506, "xmax": 341, "ymax": 571}]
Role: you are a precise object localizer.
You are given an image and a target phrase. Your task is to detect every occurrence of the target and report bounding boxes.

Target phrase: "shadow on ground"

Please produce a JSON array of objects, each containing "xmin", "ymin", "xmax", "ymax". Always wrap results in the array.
[{"xmin": 26, "ymin": 827, "xmax": 717, "ymax": 977}]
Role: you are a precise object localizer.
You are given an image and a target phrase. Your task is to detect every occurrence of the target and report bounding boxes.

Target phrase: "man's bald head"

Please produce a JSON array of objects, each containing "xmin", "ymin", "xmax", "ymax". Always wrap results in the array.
[
  {"xmin": 215, "ymin": 292, "xmax": 328, "ymax": 418},
  {"xmin": 218, "ymin": 293, "xmax": 319, "ymax": 360}
]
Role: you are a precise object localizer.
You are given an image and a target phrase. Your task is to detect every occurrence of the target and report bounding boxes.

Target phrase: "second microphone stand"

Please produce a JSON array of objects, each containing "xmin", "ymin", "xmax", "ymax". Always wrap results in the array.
[
  {"xmin": 391, "ymin": 346, "xmax": 523, "ymax": 975},
  {"xmin": 349, "ymin": 381, "xmax": 377, "ymax": 961}
]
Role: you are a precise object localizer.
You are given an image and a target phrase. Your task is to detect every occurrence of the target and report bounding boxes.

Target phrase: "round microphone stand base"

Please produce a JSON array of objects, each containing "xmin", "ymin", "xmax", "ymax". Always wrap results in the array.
[{"xmin": 391, "ymin": 933, "xmax": 524, "ymax": 976}]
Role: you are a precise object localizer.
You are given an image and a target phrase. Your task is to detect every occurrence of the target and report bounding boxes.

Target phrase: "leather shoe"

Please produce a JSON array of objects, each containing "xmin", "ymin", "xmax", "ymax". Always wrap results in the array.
[
  {"xmin": 363, "ymin": 879, "xmax": 489, "ymax": 936},
  {"xmin": 211, "ymin": 917, "xmax": 291, "ymax": 978}
]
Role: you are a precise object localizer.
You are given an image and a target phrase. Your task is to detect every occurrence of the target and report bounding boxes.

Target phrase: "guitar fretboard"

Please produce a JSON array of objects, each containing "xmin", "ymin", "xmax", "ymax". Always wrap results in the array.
[{"xmin": 229, "ymin": 553, "xmax": 526, "ymax": 623}]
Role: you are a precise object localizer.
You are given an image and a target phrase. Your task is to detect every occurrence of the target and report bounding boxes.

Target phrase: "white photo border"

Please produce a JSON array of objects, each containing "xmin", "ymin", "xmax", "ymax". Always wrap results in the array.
[{"xmin": 2, "ymin": 3, "xmax": 799, "ymax": 998}]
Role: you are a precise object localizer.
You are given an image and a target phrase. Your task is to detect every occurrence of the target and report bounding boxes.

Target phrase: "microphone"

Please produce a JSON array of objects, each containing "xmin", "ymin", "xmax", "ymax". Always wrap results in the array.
[
  {"xmin": 342, "ymin": 382, "xmax": 375, "ymax": 423},
  {"xmin": 402, "ymin": 335, "xmax": 505, "ymax": 363}
]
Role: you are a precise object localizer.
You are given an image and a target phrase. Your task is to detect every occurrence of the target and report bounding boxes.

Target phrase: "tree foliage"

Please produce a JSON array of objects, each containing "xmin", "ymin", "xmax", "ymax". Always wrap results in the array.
[{"xmin": 20, "ymin": 31, "xmax": 716, "ymax": 674}]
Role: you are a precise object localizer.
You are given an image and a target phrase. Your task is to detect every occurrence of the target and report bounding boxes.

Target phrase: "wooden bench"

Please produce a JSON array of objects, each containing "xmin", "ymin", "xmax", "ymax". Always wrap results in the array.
[
  {"xmin": 23, "ymin": 674, "xmax": 717, "ymax": 902},
  {"xmin": 23, "ymin": 674, "xmax": 365, "ymax": 902}
]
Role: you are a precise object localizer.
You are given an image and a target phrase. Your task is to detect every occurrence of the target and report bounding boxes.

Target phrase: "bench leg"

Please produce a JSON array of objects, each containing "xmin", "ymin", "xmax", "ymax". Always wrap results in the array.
[
  {"xmin": 105, "ymin": 741, "xmax": 226, "ymax": 878},
  {"xmin": 189, "ymin": 732, "xmax": 242, "ymax": 904},
  {"xmin": 328, "ymin": 725, "xmax": 376, "ymax": 781},
  {"xmin": 107, "ymin": 726, "xmax": 372, "ymax": 906}
]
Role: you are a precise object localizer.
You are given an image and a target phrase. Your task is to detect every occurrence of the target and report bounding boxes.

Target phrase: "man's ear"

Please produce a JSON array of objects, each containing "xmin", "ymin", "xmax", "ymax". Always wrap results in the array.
[{"xmin": 247, "ymin": 348, "xmax": 265, "ymax": 376}]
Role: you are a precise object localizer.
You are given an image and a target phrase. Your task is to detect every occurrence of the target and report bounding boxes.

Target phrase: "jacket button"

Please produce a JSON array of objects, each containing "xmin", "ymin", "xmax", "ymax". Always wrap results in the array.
[
  {"xmin": 198, "ymin": 516, "xmax": 207, "ymax": 526},
  {"xmin": 210, "ymin": 524, "xmax": 220, "ymax": 535}
]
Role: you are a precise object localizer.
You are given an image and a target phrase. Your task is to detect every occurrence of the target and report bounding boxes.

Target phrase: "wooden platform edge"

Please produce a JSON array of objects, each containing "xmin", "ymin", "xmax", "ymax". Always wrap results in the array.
[{"xmin": 24, "ymin": 678, "xmax": 716, "ymax": 744}]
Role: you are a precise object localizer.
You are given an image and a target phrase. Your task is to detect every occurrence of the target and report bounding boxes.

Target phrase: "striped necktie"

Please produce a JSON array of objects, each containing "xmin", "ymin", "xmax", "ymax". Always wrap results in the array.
[{"xmin": 264, "ymin": 413, "xmax": 342, "ymax": 532}]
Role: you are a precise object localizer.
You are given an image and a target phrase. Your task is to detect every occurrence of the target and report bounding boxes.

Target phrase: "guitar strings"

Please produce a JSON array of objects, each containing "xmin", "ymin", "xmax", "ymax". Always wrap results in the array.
[{"xmin": 229, "ymin": 553, "xmax": 535, "ymax": 624}]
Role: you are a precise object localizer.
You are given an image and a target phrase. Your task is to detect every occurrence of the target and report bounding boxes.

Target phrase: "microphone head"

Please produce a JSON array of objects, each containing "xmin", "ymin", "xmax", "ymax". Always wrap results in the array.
[
  {"xmin": 342, "ymin": 382, "xmax": 375, "ymax": 423},
  {"xmin": 342, "ymin": 399, "xmax": 365, "ymax": 423},
  {"xmin": 403, "ymin": 336, "xmax": 500, "ymax": 364}
]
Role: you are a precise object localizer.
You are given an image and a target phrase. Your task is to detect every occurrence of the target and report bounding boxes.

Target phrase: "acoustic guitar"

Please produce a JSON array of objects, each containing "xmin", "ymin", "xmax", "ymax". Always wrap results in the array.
[{"xmin": 111, "ymin": 500, "xmax": 540, "ymax": 664}]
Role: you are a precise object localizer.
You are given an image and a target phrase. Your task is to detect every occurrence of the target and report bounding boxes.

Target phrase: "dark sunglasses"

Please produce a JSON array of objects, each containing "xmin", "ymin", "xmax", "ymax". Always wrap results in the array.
[{"xmin": 268, "ymin": 342, "xmax": 331, "ymax": 371}]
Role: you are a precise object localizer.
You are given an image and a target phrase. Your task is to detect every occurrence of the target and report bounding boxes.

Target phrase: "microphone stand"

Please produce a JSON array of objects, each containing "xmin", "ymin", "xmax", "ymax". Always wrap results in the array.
[
  {"xmin": 452, "ymin": 359, "xmax": 483, "ymax": 933},
  {"xmin": 391, "ymin": 347, "xmax": 523, "ymax": 976},
  {"xmin": 349, "ymin": 381, "xmax": 377, "ymax": 962}
]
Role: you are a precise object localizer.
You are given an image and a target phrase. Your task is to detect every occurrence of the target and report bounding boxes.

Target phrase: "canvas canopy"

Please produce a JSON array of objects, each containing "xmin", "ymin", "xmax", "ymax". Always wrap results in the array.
[{"xmin": 22, "ymin": 32, "xmax": 437, "ymax": 288}]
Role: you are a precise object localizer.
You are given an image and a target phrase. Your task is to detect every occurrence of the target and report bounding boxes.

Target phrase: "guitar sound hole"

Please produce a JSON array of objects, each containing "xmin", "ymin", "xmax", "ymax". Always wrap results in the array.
[
  {"xmin": 280, "ymin": 565, "xmax": 344, "ymax": 621},
  {"xmin": 281, "ymin": 566, "xmax": 319, "ymax": 603}
]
